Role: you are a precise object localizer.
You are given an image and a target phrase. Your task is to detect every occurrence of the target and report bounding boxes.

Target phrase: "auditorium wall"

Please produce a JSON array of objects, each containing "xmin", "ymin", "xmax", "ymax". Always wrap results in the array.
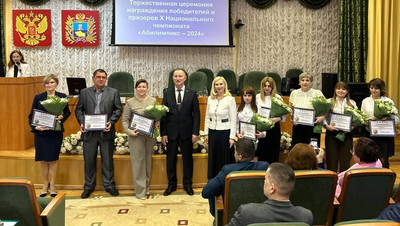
[{"xmin": 6, "ymin": 0, "xmax": 339, "ymax": 97}]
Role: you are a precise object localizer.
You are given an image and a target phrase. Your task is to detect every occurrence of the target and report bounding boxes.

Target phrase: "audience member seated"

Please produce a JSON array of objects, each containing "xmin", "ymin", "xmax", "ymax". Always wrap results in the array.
[
  {"xmin": 227, "ymin": 163, "xmax": 313, "ymax": 226},
  {"xmin": 286, "ymin": 143, "xmax": 325, "ymax": 170},
  {"xmin": 335, "ymin": 137, "xmax": 382, "ymax": 198},
  {"xmin": 376, "ymin": 202, "xmax": 400, "ymax": 223},
  {"xmin": 201, "ymin": 139, "xmax": 269, "ymax": 217}
]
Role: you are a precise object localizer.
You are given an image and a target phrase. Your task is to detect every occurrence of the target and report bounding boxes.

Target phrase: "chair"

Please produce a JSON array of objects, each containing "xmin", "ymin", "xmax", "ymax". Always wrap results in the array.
[
  {"xmin": 336, "ymin": 168, "xmax": 396, "ymax": 223},
  {"xmin": 290, "ymin": 170, "xmax": 337, "ymax": 226},
  {"xmin": 216, "ymin": 70, "xmax": 237, "ymax": 96},
  {"xmin": 243, "ymin": 71, "xmax": 267, "ymax": 94},
  {"xmin": 107, "ymin": 71, "xmax": 134, "ymax": 97},
  {"xmin": 285, "ymin": 68, "xmax": 303, "ymax": 78},
  {"xmin": 237, "ymin": 73, "xmax": 246, "ymax": 95},
  {"xmin": 392, "ymin": 183, "xmax": 399, "ymax": 202},
  {"xmin": 0, "ymin": 178, "xmax": 66, "ymax": 226},
  {"xmin": 248, "ymin": 223, "xmax": 310, "ymax": 226},
  {"xmin": 223, "ymin": 171, "xmax": 266, "ymax": 225},
  {"xmin": 267, "ymin": 72, "xmax": 282, "ymax": 94},
  {"xmin": 167, "ymin": 69, "xmax": 188, "ymax": 90},
  {"xmin": 334, "ymin": 219, "xmax": 398, "ymax": 226},
  {"xmin": 196, "ymin": 68, "xmax": 214, "ymax": 95},
  {"xmin": 187, "ymin": 71, "xmax": 208, "ymax": 94}
]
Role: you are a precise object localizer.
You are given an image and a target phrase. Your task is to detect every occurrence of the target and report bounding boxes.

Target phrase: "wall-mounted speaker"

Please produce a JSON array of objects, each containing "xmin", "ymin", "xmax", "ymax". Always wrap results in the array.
[{"xmin": 321, "ymin": 73, "xmax": 338, "ymax": 98}]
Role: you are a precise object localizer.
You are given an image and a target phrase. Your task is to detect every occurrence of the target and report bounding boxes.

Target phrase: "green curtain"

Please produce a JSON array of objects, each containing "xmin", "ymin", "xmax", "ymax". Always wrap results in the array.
[
  {"xmin": 338, "ymin": 0, "xmax": 368, "ymax": 82},
  {"xmin": 0, "ymin": 0, "xmax": 5, "ymax": 77}
]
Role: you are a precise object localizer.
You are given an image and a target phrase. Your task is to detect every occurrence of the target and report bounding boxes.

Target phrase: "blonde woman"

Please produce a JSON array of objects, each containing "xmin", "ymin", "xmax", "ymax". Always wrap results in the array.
[
  {"xmin": 255, "ymin": 77, "xmax": 285, "ymax": 163},
  {"xmin": 28, "ymin": 74, "xmax": 70, "ymax": 197},
  {"xmin": 204, "ymin": 76, "xmax": 237, "ymax": 179},
  {"xmin": 289, "ymin": 72, "xmax": 325, "ymax": 147}
]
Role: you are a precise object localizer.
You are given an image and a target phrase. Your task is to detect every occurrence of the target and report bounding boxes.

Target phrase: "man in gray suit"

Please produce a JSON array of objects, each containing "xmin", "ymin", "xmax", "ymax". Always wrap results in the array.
[
  {"xmin": 227, "ymin": 163, "xmax": 313, "ymax": 226},
  {"xmin": 75, "ymin": 69, "xmax": 122, "ymax": 199}
]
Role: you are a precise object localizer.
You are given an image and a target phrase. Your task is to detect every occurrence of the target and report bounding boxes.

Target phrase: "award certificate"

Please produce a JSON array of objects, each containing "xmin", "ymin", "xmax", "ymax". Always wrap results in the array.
[
  {"xmin": 369, "ymin": 119, "xmax": 396, "ymax": 137},
  {"xmin": 259, "ymin": 107, "xmax": 271, "ymax": 118},
  {"xmin": 31, "ymin": 109, "xmax": 56, "ymax": 130},
  {"xmin": 129, "ymin": 113, "xmax": 155, "ymax": 136},
  {"xmin": 292, "ymin": 108, "xmax": 315, "ymax": 126},
  {"xmin": 239, "ymin": 121, "xmax": 257, "ymax": 141},
  {"xmin": 83, "ymin": 114, "xmax": 108, "ymax": 131},
  {"xmin": 329, "ymin": 113, "xmax": 352, "ymax": 132}
]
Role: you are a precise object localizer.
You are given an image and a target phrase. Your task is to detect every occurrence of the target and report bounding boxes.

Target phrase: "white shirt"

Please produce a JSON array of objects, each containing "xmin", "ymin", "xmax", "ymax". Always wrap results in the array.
[
  {"xmin": 237, "ymin": 104, "xmax": 255, "ymax": 131},
  {"xmin": 361, "ymin": 96, "xmax": 399, "ymax": 124},
  {"xmin": 204, "ymin": 96, "xmax": 237, "ymax": 139},
  {"xmin": 330, "ymin": 97, "xmax": 358, "ymax": 114},
  {"xmin": 5, "ymin": 63, "xmax": 33, "ymax": 77},
  {"xmin": 289, "ymin": 88, "xmax": 324, "ymax": 110},
  {"xmin": 175, "ymin": 85, "xmax": 185, "ymax": 104},
  {"xmin": 256, "ymin": 93, "xmax": 287, "ymax": 122}
]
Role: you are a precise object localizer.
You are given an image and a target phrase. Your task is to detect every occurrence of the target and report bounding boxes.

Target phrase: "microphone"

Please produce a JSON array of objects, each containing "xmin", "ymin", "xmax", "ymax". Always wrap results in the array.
[{"xmin": 15, "ymin": 62, "xmax": 21, "ymax": 72}]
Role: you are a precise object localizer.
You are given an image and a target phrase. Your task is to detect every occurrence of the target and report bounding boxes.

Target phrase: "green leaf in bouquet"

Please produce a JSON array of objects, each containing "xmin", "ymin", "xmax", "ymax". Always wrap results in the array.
[
  {"xmin": 251, "ymin": 114, "xmax": 274, "ymax": 131},
  {"xmin": 40, "ymin": 96, "xmax": 69, "ymax": 115},
  {"xmin": 313, "ymin": 124, "xmax": 323, "ymax": 134},
  {"xmin": 335, "ymin": 132, "xmax": 346, "ymax": 142},
  {"xmin": 144, "ymin": 103, "xmax": 169, "ymax": 121},
  {"xmin": 270, "ymin": 97, "xmax": 292, "ymax": 118},
  {"xmin": 312, "ymin": 96, "xmax": 334, "ymax": 116},
  {"xmin": 374, "ymin": 100, "xmax": 399, "ymax": 119}
]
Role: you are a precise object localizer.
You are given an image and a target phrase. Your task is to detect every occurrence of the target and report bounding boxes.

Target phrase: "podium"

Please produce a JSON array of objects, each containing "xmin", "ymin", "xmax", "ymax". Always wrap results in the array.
[{"xmin": 0, "ymin": 76, "xmax": 45, "ymax": 150}]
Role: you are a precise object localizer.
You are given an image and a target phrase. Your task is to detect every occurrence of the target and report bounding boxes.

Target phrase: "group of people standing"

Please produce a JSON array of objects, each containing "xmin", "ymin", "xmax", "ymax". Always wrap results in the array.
[{"xmin": 25, "ymin": 56, "xmax": 397, "ymax": 200}]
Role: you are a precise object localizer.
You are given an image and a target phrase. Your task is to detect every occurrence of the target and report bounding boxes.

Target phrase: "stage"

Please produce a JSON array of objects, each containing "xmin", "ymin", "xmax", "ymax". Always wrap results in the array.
[{"xmin": 0, "ymin": 148, "xmax": 208, "ymax": 190}]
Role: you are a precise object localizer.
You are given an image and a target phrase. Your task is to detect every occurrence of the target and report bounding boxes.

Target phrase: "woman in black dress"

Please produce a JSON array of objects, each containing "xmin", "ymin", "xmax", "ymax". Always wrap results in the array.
[{"xmin": 28, "ymin": 74, "xmax": 70, "ymax": 197}]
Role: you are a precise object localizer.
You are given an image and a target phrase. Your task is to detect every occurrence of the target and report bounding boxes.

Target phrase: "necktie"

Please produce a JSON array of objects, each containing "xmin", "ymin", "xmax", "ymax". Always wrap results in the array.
[{"xmin": 177, "ymin": 89, "xmax": 182, "ymax": 111}]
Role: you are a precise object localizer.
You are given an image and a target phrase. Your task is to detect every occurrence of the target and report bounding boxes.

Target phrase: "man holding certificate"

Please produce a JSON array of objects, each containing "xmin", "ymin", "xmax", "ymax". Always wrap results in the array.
[
  {"xmin": 75, "ymin": 69, "xmax": 123, "ymax": 199},
  {"xmin": 161, "ymin": 68, "xmax": 200, "ymax": 196}
]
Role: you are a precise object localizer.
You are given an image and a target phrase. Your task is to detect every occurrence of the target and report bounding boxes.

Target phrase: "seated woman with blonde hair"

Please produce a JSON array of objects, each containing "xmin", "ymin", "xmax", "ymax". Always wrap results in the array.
[
  {"xmin": 286, "ymin": 143, "xmax": 325, "ymax": 170},
  {"xmin": 335, "ymin": 137, "xmax": 382, "ymax": 198}
]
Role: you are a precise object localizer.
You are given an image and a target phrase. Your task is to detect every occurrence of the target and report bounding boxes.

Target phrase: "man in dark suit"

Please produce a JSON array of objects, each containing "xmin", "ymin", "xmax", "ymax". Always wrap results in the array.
[
  {"xmin": 201, "ymin": 139, "xmax": 269, "ymax": 216},
  {"xmin": 227, "ymin": 163, "xmax": 313, "ymax": 226},
  {"xmin": 75, "ymin": 69, "xmax": 122, "ymax": 199},
  {"xmin": 161, "ymin": 68, "xmax": 200, "ymax": 196}
]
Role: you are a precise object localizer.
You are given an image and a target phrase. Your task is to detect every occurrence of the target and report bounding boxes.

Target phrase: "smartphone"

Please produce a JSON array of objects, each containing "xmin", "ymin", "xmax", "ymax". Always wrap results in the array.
[{"xmin": 310, "ymin": 138, "xmax": 319, "ymax": 154}]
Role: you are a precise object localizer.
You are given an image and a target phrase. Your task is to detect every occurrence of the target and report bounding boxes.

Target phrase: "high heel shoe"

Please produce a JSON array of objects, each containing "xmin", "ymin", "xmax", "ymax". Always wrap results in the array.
[
  {"xmin": 39, "ymin": 192, "xmax": 48, "ymax": 197},
  {"xmin": 50, "ymin": 192, "xmax": 58, "ymax": 197}
]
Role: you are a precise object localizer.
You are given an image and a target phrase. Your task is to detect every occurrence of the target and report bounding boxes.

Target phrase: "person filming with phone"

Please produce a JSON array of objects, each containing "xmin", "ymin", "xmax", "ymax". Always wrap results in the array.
[{"xmin": 286, "ymin": 143, "xmax": 325, "ymax": 170}]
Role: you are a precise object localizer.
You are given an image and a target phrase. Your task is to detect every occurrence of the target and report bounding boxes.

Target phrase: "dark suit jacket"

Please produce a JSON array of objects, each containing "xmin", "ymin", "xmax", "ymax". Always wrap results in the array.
[
  {"xmin": 160, "ymin": 87, "xmax": 200, "ymax": 140},
  {"xmin": 28, "ymin": 91, "xmax": 71, "ymax": 134},
  {"xmin": 75, "ymin": 86, "xmax": 122, "ymax": 141},
  {"xmin": 202, "ymin": 161, "xmax": 270, "ymax": 199}
]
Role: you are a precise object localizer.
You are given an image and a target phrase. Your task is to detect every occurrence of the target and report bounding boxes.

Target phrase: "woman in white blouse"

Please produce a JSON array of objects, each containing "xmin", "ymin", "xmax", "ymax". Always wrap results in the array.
[
  {"xmin": 289, "ymin": 72, "xmax": 325, "ymax": 147},
  {"xmin": 255, "ymin": 77, "xmax": 284, "ymax": 163},
  {"xmin": 6, "ymin": 50, "xmax": 32, "ymax": 77},
  {"xmin": 204, "ymin": 76, "xmax": 237, "ymax": 179},
  {"xmin": 361, "ymin": 78, "xmax": 399, "ymax": 168},
  {"xmin": 236, "ymin": 86, "xmax": 262, "ymax": 139},
  {"xmin": 325, "ymin": 82, "xmax": 357, "ymax": 172}
]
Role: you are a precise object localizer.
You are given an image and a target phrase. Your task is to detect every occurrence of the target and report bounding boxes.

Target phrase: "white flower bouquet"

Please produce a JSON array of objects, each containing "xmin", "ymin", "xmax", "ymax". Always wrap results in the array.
[
  {"xmin": 280, "ymin": 132, "xmax": 292, "ymax": 153},
  {"xmin": 312, "ymin": 96, "xmax": 334, "ymax": 133},
  {"xmin": 40, "ymin": 96, "xmax": 69, "ymax": 131},
  {"xmin": 374, "ymin": 100, "xmax": 399, "ymax": 119},
  {"xmin": 335, "ymin": 107, "xmax": 369, "ymax": 141},
  {"xmin": 144, "ymin": 103, "xmax": 169, "ymax": 121},
  {"xmin": 251, "ymin": 114, "xmax": 275, "ymax": 131},
  {"xmin": 270, "ymin": 97, "xmax": 292, "ymax": 118},
  {"xmin": 61, "ymin": 131, "xmax": 130, "ymax": 155}
]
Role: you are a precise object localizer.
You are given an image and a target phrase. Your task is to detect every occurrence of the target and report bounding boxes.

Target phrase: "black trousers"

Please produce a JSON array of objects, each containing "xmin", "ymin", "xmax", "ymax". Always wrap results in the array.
[
  {"xmin": 291, "ymin": 124, "xmax": 321, "ymax": 148},
  {"xmin": 166, "ymin": 136, "xmax": 193, "ymax": 187},
  {"xmin": 207, "ymin": 129, "xmax": 234, "ymax": 180},
  {"xmin": 83, "ymin": 131, "xmax": 115, "ymax": 191},
  {"xmin": 257, "ymin": 122, "xmax": 281, "ymax": 163}
]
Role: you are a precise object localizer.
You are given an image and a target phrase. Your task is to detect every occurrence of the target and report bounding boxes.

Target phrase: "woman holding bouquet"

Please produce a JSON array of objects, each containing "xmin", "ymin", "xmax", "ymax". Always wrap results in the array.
[
  {"xmin": 361, "ymin": 78, "xmax": 399, "ymax": 168},
  {"xmin": 255, "ymin": 77, "xmax": 284, "ymax": 163},
  {"xmin": 236, "ymin": 86, "xmax": 263, "ymax": 139},
  {"xmin": 122, "ymin": 79, "xmax": 157, "ymax": 200},
  {"xmin": 324, "ymin": 82, "xmax": 357, "ymax": 172},
  {"xmin": 28, "ymin": 74, "xmax": 70, "ymax": 197},
  {"xmin": 204, "ymin": 76, "xmax": 237, "ymax": 179},
  {"xmin": 289, "ymin": 72, "xmax": 325, "ymax": 147}
]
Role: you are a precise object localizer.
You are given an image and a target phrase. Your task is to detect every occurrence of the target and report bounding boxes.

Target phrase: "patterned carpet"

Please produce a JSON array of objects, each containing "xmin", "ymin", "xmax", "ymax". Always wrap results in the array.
[{"xmin": 66, "ymin": 192, "xmax": 214, "ymax": 226}]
